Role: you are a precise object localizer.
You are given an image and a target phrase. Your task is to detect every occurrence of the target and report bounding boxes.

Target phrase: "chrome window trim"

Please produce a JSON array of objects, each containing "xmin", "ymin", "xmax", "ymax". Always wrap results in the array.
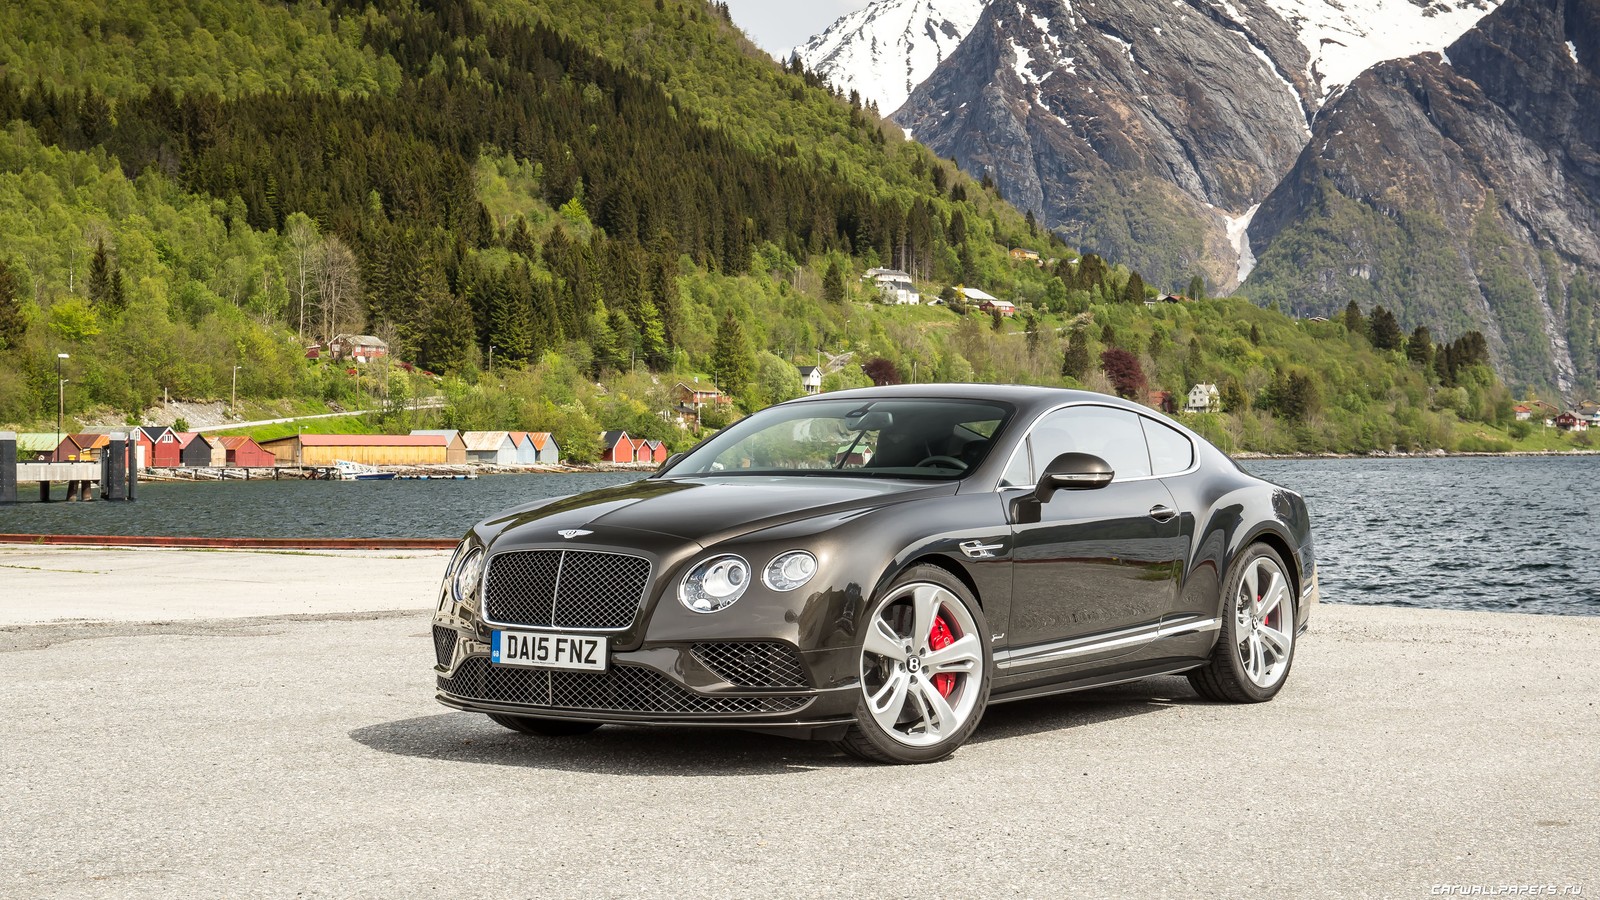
[
  {"xmin": 479, "ymin": 547, "xmax": 654, "ymax": 633},
  {"xmin": 996, "ymin": 616, "xmax": 1220, "ymax": 669},
  {"xmin": 994, "ymin": 401, "xmax": 1200, "ymax": 491}
]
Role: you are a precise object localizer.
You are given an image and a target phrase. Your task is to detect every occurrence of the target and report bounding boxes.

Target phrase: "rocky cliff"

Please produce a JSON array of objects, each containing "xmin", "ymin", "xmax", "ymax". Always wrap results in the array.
[
  {"xmin": 893, "ymin": 0, "xmax": 1316, "ymax": 290},
  {"xmin": 1244, "ymin": 0, "xmax": 1600, "ymax": 395}
]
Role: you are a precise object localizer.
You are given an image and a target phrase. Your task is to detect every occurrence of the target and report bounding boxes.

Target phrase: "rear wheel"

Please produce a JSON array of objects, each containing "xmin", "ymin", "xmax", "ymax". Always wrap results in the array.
[
  {"xmin": 1188, "ymin": 544, "xmax": 1296, "ymax": 703},
  {"xmin": 835, "ymin": 565, "xmax": 991, "ymax": 764},
  {"xmin": 487, "ymin": 713, "xmax": 602, "ymax": 736}
]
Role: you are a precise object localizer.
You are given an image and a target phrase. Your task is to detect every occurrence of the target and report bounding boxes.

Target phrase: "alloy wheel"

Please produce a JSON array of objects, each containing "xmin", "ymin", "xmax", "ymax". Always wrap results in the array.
[
  {"xmin": 1234, "ymin": 555, "xmax": 1295, "ymax": 689},
  {"xmin": 859, "ymin": 582, "xmax": 984, "ymax": 748}
]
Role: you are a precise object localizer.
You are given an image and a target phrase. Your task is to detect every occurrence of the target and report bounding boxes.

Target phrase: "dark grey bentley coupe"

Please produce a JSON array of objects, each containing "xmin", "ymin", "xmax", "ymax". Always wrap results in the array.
[{"xmin": 432, "ymin": 384, "xmax": 1318, "ymax": 763}]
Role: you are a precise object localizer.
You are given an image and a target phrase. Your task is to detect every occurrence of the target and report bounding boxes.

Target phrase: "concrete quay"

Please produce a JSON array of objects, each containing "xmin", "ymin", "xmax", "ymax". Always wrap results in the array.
[{"xmin": 0, "ymin": 546, "xmax": 1595, "ymax": 898}]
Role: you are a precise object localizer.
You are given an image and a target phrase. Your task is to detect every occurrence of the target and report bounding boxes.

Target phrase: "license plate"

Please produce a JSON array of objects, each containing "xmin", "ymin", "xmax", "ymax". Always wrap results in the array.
[{"xmin": 491, "ymin": 630, "xmax": 608, "ymax": 672}]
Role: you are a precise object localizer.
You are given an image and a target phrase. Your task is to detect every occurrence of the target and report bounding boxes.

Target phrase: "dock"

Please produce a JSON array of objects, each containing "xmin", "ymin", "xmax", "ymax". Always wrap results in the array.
[{"xmin": 2, "ymin": 431, "xmax": 138, "ymax": 502}]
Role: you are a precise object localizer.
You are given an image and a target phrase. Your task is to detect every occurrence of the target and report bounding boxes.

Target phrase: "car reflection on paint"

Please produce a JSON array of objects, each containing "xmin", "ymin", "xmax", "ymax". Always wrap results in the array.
[{"xmin": 432, "ymin": 385, "xmax": 1318, "ymax": 763}]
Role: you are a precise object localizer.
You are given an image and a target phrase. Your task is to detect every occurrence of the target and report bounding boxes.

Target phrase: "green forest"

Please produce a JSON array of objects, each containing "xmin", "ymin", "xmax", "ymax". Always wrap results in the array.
[{"xmin": 0, "ymin": 0, "xmax": 1578, "ymax": 460}]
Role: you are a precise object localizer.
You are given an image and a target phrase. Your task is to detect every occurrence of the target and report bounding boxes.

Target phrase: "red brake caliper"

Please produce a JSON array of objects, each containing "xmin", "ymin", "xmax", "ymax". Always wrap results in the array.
[{"xmin": 928, "ymin": 615, "xmax": 956, "ymax": 697}]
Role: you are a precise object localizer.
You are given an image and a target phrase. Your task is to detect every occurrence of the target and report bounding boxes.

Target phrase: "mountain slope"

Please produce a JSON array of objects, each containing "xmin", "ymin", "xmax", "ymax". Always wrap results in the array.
[
  {"xmin": 894, "ymin": 0, "xmax": 1314, "ymax": 289},
  {"xmin": 1243, "ymin": 0, "xmax": 1600, "ymax": 396}
]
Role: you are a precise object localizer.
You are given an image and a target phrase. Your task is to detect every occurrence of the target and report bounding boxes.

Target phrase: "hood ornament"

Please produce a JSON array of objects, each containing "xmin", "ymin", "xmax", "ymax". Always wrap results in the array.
[{"xmin": 558, "ymin": 529, "xmax": 593, "ymax": 540}]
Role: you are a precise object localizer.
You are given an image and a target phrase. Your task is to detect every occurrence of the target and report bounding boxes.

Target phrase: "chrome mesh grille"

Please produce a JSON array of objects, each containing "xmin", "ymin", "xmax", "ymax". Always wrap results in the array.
[
  {"xmin": 438, "ymin": 658, "xmax": 808, "ymax": 716},
  {"xmin": 484, "ymin": 550, "xmax": 650, "ymax": 630},
  {"xmin": 691, "ymin": 642, "xmax": 808, "ymax": 688},
  {"xmin": 432, "ymin": 625, "xmax": 458, "ymax": 668}
]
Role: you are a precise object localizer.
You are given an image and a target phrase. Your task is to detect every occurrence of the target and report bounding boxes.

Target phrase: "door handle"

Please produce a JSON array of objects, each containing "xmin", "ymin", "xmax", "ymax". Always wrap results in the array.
[{"xmin": 1148, "ymin": 505, "xmax": 1178, "ymax": 523}]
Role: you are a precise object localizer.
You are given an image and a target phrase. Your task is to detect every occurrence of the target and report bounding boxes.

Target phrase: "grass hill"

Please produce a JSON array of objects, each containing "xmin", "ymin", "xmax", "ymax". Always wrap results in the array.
[{"xmin": 0, "ymin": 0, "xmax": 1567, "ymax": 460}]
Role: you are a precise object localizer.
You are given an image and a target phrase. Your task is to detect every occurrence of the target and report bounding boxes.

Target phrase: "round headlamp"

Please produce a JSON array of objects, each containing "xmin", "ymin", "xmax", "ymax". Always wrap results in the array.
[
  {"xmin": 452, "ymin": 547, "xmax": 486, "ymax": 603},
  {"xmin": 679, "ymin": 555, "xmax": 751, "ymax": 613},
  {"xmin": 763, "ymin": 550, "xmax": 818, "ymax": 592}
]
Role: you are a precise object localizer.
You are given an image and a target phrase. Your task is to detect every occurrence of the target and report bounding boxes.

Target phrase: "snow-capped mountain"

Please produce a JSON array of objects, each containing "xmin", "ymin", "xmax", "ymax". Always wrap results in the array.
[
  {"xmin": 800, "ymin": 0, "xmax": 1500, "ymax": 115},
  {"xmin": 791, "ymin": 0, "xmax": 987, "ymax": 115}
]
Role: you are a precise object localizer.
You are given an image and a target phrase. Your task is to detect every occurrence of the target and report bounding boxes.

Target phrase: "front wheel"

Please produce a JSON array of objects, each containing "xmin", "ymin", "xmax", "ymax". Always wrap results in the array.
[
  {"xmin": 835, "ymin": 565, "xmax": 992, "ymax": 764},
  {"xmin": 1188, "ymin": 543, "xmax": 1297, "ymax": 703},
  {"xmin": 487, "ymin": 713, "xmax": 602, "ymax": 736}
]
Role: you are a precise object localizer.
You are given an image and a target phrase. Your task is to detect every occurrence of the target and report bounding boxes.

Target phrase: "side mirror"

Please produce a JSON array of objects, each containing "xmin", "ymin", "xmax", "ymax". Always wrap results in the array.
[
  {"xmin": 659, "ymin": 452, "xmax": 686, "ymax": 473},
  {"xmin": 1034, "ymin": 452, "xmax": 1114, "ymax": 503}
]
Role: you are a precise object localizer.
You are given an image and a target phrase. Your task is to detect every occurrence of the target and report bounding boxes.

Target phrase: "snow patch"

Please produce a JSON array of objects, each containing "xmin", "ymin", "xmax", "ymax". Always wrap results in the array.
[
  {"xmin": 1568, "ymin": 41, "xmax": 1580, "ymax": 66},
  {"xmin": 1103, "ymin": 31, "xmax": 1134, "ymax": 63},
  {"xmin": 1226, "ymin": 204, "xmax": 1260, "ymax": 284},
  {"xmin": 903, "ymin": 126, "xmax": 915, "ymax": 140},
  {"xmin": 1262, "ymin": 0, "xmax": 1501, "ymax": 100},
  {"xmin": 1012, "ymin": 41, "xmax": 1037, "ymax": 83}
]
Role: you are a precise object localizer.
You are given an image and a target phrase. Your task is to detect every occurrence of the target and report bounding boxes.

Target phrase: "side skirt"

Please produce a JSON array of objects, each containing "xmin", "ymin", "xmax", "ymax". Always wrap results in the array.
[{"xmin": 987, "ymin": 658, "xmax": 1206, "ymax": 706}]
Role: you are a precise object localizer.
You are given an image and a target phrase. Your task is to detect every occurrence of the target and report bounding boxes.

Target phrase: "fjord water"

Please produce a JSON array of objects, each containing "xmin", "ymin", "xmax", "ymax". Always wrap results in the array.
[{"xmin": 2, "ymin": 459, "xmax": 1594, "ymax": 616}]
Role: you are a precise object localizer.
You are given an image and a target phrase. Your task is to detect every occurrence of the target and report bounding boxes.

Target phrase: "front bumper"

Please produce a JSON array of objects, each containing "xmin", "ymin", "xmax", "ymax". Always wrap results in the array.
[{"xmin": 432, "ymin": 624, "xmax": 862, "ymax": 731}]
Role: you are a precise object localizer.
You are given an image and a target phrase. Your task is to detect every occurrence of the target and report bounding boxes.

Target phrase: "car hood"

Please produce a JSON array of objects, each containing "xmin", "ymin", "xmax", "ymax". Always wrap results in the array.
[{"xmin": 481, "ymin": 476, "xmax": 957, "ymax": 548}]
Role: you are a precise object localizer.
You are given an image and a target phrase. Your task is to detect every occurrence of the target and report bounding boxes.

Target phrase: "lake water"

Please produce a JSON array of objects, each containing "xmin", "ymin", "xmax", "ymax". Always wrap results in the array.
[{"xmin": 3, "ymin": 459, "xmax": 1595, "ymax": 617}]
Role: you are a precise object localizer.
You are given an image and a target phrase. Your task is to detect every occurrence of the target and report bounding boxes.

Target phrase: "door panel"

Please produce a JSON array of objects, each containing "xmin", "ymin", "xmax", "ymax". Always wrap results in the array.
[{"xmin": 1000, "ymin": 406, "xmax": 1186, "ymax": 671}]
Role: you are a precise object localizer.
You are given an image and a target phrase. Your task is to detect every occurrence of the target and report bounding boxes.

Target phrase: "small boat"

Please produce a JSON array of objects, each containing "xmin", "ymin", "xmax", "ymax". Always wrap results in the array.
[{"xmin": 334, "ymin": 460, "xmax": 397, "ymax": 481}]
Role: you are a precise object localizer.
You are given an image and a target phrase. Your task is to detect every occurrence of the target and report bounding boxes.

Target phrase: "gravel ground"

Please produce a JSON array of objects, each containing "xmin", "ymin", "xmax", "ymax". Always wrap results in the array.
[{"xmin": 1, "ymin": 562, "xmax": 1596, "ymax": 898}]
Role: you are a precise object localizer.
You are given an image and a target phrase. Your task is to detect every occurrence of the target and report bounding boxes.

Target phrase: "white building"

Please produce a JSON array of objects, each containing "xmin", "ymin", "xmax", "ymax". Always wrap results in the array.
[
  {"xmin": 1186, "ymin": 383, "xmax": 1221, "ymax": 413},
  {"xmin": 798, "ymin": 365, "xmax": 822, "ymax": 395},
  {"xmin": 863, "ymin": 268, "xmax": 919, "ymax": 305}
]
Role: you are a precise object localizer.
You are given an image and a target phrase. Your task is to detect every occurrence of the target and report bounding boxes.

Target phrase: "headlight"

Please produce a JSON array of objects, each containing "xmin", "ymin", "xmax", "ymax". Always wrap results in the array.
[
  {"xmin": 679, "ymin": 555, "xmax": 751, "ymax": 613},
  {"xmin": 763, "ymin": 550, "xmax": 818, "ymax": 592},
  {"xmin": 453, "ymin": 547, "xmax": 486, "ymax": 603}
]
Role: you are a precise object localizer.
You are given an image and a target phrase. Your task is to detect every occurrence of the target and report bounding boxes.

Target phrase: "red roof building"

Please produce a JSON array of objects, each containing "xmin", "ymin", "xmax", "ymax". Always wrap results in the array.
[{"xmin": 218, "ymin": 436, "xmax": 276, "ymax": 467}]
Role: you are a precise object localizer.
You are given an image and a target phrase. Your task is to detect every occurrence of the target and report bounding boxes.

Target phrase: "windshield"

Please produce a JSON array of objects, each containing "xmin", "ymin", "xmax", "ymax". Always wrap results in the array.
[{"xmin": 668, "ymin": 398, "xmax": 1013, "ymax": 480}]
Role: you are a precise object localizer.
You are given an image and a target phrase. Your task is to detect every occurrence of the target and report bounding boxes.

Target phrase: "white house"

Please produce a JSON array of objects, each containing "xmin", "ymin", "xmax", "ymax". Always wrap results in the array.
[
  {"xmin": 798, "ymin": 365, "xmax": 822, "ymax": 395},
  {"xmin": 864, "ymin": 268, "xmax": 919, "ymax": 305},
  {"xmin": 1186, "ymin": 383, "xmax": 1221, "ymax": 413}
]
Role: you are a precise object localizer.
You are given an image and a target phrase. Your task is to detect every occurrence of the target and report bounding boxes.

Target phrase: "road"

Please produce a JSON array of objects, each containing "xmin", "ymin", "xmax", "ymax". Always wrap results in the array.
[
  {"xmin": 1, "ymin": 549, "xmax": 1596, "ymax": 898},
  {"xmin": 206, "ymin": 397, "xmax": 447, "ymax": 433}
]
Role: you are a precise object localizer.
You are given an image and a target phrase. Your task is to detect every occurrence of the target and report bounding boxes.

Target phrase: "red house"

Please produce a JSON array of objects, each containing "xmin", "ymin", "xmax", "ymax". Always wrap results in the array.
[
  {"xmin": 140, "ymin": 426, "xmax": 182, "ymax": 468},
  {"xmin": 218, "ymin": 436, "xmax": 276, "ymax": 467},
  {"xmin": 641, "ymin": 440, "xmax": 670, "ymax": 464},
  {"xmin": 601, "ymin": 430, "xmax": 636, "ymax": 464},
  {"xmin": 1554, "ymin": 412, "xmax": 1589, "ymax": 433}
]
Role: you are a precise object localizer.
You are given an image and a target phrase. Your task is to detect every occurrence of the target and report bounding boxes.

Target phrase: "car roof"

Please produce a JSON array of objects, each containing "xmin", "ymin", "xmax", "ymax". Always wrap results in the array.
[{"xmin": 785, "ymin": 383, "xmax": 1142, "ymax": 416}]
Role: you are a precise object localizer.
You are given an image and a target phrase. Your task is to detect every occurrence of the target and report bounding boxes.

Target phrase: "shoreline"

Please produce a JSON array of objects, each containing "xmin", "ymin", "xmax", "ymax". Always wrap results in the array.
[{"xmin": 1233, "ymin": 448, "xmax": 1600, "ymax": 461}]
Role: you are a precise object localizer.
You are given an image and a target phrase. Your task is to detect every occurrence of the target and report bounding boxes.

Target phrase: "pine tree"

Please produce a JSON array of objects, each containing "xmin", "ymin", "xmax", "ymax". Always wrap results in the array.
[
  {"xmin": 823, "ymin": 259, "xmax": 845, "ymax": 304},
  {"xmin": 1061, "ymin": 329, "xmax": 1090, "ymax": 379},
  {"xmin": 1369, "ymin": 305, "xmax": 1403, "ymax": 350},
  {"xmin": 710, "ymin": 310, "xmax": 754, "ymax": 395},
  {"xmin": 637, "ymin": 298, "xmax": 668, "ymax": 368},
  {"xmin": 1406, "ymin": 325, "xmax": 1434, "ymax": 368},
  {"xmin": 88, "ymin": 239, "xmax": 111, "ymax": 307},
  {"xmin": 1123, "ymin": 272, "xmax": 1145, "ymax": 304},
  {"xmin": 0, "ymin": 257, "xmax": 24, "ymax": 351},
  {"xmin": 1342, "ymin": 299, "xmax": 1366, "ymax": 338},
  {"xmin": 1249, "ymin": 323, "xmax": 1263, "ymax": 346},
  {"xmin": 1187, "ymin": 274, "xmax": 1206, "ymax": 301}
]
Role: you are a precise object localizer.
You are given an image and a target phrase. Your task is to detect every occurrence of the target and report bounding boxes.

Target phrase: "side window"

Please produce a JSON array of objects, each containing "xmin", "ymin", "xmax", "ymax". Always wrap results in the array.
[
  {"xmin": 1028, "ymin": 406, "xmax": 1152, "ymax": 481},
  {"xmin": 999, "ymin": 440, "xmax": 1032, "ymax": 487},
  {"xmin": 1141, "ymin": 417, "xmax": 1194, "ymax": 476}
]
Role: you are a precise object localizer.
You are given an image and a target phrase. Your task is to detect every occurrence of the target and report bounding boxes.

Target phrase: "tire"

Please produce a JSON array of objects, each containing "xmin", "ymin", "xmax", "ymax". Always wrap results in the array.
[
  {"xmin": 487, "ymin": 713, "xmax": 603, "ymax": 736},
  {"xmin": 833, "ymin": 564, "xmax": 992, "ymax": 764},
  {"xmin": 1188, "ymin": 543, "xmax": 1297, "ymax": 703}
]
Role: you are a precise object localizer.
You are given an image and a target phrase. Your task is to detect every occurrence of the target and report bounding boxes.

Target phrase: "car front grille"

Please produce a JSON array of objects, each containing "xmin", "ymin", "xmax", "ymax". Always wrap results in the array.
[
  {"xmin": 483, "ymin": 549, "xmax": 651, "ymax": 630},
  {"xmin": 691, "ymin": 642, "xmax": 808, "ymax": 688},
  {"xmin": 432, "ymin": 625, "xmax": 458, "ymax": 668},
  {"xmin": 439, "ymin": 658, "xmax": 809, "ymax": 716}
]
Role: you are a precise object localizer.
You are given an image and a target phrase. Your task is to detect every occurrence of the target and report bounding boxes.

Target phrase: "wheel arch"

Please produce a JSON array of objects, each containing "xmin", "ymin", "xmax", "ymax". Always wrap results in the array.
[{"xmin": 1233, "ymin": 526, "xmax": 1300, "ymax": 608}]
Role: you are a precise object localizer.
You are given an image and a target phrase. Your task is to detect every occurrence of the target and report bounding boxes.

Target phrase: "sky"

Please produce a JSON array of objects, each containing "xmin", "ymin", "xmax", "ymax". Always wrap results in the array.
[{"xmin": 720, "ymin": 0, "xmax": 872, "ymax": 56}]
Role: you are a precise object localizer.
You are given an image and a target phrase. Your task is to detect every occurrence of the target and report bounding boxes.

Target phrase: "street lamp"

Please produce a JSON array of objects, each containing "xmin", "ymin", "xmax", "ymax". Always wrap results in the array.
[
  {"xmin": 56, "ymin": 353, "xmax": 69, "ymax": 459},
  {"xmin": 231, "ymin": 365, "xmax": 242, "ymax": 411}
]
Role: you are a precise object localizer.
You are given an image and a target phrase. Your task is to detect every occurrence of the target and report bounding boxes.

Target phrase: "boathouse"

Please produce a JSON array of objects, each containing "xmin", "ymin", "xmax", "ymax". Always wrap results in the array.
[
  {"xmin": 218, "ymin": 436, "xmax": 275, "ymax": 468},
  {"xmin": 54, "ymin": 433, "xmax": 109, "ymax": 462},
  {"xmin": 601, "ymin": 431, "xmax": 637, "ymax": 464},
  {"xmin": 463, "ymin": 431, "xmax": 517, "ymax": 466},
  {"xmin": 529, "ymin": 432, "xmax": 560, "ymax": 464},
  {"xmin": 174, "ymin": 433, "xmax": 214, "ymax": 467},
  {"xmin": 140, "ymin": 426, "xmax": 182, "ymax": 468},
  {"xmin": 507, "ymin": 431, "xmax": 537, "ymax": 465},
  {"xmin": 409, "ymin": 430, "xmax": 469, "ymax": 464},
  {"xmin": 258, "ymin": 434, "xmax": 448, "ymax": 466}
]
